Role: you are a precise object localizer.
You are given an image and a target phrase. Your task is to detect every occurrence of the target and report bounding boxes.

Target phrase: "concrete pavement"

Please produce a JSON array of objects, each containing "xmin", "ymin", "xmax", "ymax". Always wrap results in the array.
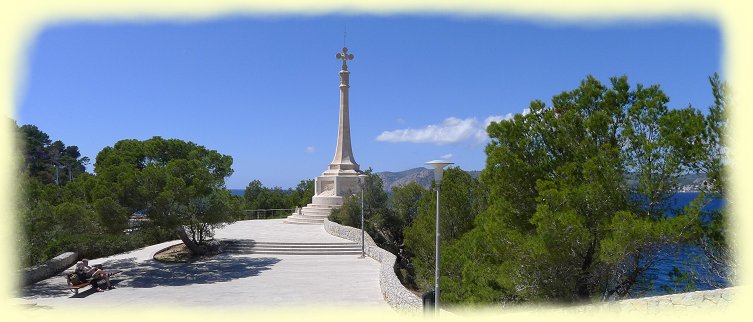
[{"xmin": 16, "ymin": 219, "xmax": 391, "ymax": 311}]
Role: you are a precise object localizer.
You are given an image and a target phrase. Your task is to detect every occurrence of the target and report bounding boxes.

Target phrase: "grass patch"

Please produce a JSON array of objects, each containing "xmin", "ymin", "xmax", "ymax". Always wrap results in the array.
[
  {"xmin": 153, "ymin": 240, "xmax": 228, "ymax": 263},
  {"xmin": 153, "ymin": 243, "xmax": 192, "ymax": 263}
]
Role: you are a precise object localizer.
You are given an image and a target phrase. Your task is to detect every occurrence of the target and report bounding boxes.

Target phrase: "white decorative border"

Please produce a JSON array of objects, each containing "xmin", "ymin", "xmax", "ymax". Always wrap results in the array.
[{"xmin": 323, "ymin": 219, "xmax": 422, "ymax": 312}]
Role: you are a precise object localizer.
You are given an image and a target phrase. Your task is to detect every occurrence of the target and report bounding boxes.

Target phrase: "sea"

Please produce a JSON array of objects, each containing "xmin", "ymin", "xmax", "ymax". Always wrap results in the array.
[{"xmin": 635, "ymin": 192, "xmax": 728, "ymax": 296}]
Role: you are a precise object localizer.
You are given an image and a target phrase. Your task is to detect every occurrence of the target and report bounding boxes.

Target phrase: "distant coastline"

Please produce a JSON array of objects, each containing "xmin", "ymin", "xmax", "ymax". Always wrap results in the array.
[{"xmin": 229, "ymin": 170, "xmax": 710, "ymax": 193}]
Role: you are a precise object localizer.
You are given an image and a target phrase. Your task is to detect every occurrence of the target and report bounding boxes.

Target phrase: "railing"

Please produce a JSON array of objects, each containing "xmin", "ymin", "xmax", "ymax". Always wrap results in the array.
[{"xmin": 242, "ymin": 208, "xmax": 295, "ymax": 220}]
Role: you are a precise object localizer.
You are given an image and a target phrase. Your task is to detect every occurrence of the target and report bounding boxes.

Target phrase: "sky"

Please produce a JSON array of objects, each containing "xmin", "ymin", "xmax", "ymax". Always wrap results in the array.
[{"xmin": 16, "ymin": 14, "xmax": 721, "ymax": 189}]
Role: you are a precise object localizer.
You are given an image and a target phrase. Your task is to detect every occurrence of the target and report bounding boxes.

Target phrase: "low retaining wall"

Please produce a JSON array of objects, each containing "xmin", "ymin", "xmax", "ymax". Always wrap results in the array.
[
  {"xmin": 606, "ymin": 287, "xmax": 735, "ymax": 313},
  {"xmin": 566, "ymin": 287, "xmax": 737, "ymax": 314},
  {"xmin": 22, "ymin": 252, "xmax": 78, "ymax": 286},
  {"xmin": 323, "ymin": 219, "xmax": 422, "ymax": 312}
]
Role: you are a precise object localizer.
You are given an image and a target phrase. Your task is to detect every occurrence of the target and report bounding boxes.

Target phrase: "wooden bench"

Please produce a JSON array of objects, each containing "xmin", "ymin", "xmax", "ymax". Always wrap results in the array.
[
  {"xmin": 66, "ymin": 279, "xmax": 92, "ymax": 294},
  {"xmin": 65, "ymin": 270, "xmax": 122, "ymax": 294}
]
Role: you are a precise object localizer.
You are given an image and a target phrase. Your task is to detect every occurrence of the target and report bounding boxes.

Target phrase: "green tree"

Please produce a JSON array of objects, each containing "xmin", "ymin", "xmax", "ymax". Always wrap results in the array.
[
  {"xmin": 391, "ymin": 182, "xmax": 425, "ymax": 227},
  {"xmin": 389, "ymin": 181, "xmax": 426, "ymax": 288},
  {"xmin": 243, "ymin": 179, "xmax": 264, "ymax": 210},
  {"xmin": 16, "ymin": 123, "xmax": 89, "ymax": 185},
  {"xmin": 697, "ymin": 73, "xmax": 734, "ymax": 287},
  {"xmin": 294, "ymin": 179, "xmax": 316, "ymax": 207},
  {"xmin": 403, "ymin": 167, "xmax": 485, "ymax": 291},
  {"xmin": 15, "ymin": 123, "xmax": 208, "ymax": 267},
  {"xmin": 441, "ymin": 75, "xmax": 713, "ymax": 304},
  {"xmin": 93, "ymin": 197, "xmax": 130, "ymax": 234},
  {"xmin": 329, "ymin": 170, "xmax": 390, "ymax": 235},
  {"xmin": 243, "ymin": 179, "xmax": 310, "ymax": 216},
  {"xmin": 94, "ymin": 136, "xmax": 237, "ymax": 254}
]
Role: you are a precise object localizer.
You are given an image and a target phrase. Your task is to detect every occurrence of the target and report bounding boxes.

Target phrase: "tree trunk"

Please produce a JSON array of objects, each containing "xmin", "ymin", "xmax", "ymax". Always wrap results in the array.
[
  {"xmin": 176, "ymin": 226, "xmax": 206, "ymax": 256},
  {"xmin": 576, "ymin": 239, "xmax": 597, "ymax": 300}
]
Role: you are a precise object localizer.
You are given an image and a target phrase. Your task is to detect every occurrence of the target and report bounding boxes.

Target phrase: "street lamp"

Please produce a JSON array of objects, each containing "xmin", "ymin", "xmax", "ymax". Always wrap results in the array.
[
  {"xmin": 425, "ymin": 160, "xmax": 453, "ymax": 315},
  {"xmin": 358, "ymin": 173, "xmax": 368, "ymax": 258}
]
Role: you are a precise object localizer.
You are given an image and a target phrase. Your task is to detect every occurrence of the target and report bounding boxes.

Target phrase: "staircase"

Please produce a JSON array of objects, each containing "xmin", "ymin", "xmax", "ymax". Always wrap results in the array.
[
  {"xmin": 224, "ymin": 240, "xmax": 362, "ymax": 255},
  {"xmin": 284, "ymin": 203, "xmax": 338, "ymax": 224}
]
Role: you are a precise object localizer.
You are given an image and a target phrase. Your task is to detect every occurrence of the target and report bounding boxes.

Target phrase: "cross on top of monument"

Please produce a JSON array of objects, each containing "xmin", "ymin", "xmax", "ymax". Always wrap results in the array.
[{"xmin": 336, "ymin": 47, "xmax": 354, "ymax": 70}]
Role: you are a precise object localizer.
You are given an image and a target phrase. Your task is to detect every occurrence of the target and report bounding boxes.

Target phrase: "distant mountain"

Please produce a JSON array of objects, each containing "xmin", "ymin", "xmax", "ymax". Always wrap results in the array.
[
  {"xmin": 230, "ymin": 169, "xmax": 707, "ymax": 194},
  {"xmin": 626, "ymin": 172, "xmax": 709, "ymax": 192},
  {"xmin": 376, "ymin": 168, "xmax": 481, "ymax": 191},
  {"xmin": 376, "ymin": 168, "xmax": 706, "ymax": 192}
]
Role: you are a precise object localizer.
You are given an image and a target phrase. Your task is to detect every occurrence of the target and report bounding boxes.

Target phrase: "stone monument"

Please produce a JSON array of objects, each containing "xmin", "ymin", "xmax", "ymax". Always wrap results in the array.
[{"xmin": 285, "ymin": 47, "xmax": 363, "ymax": 224}]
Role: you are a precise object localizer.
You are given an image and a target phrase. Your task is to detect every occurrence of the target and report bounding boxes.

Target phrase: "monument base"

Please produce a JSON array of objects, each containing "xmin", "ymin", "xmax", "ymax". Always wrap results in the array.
[{"xmin": 284, "ymin": 174, "xmax": 361, "ymax": 224}]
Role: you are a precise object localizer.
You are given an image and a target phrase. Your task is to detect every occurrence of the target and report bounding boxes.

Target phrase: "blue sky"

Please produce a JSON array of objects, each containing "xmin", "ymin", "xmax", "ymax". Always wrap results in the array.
[{"xmin": 16, "ymin": 14, "xmax": 720, "ymax": 189}]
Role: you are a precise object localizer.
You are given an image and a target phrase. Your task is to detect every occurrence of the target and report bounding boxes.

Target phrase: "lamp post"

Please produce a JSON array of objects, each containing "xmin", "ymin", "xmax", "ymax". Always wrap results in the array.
[
  {"xmin": 358, "ymin": 173, "xmax": 368, "ymax": 258},
  {"xmin": 425, "ymin": 160, "xmax": 453, "ymax": 315}
]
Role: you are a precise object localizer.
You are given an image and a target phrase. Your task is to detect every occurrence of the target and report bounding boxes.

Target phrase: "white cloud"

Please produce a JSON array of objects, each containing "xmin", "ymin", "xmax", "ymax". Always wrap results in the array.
[
  {"xmin": 441, "ymin": 153, "xmax": 454, "ymax": 160},
  {"xmin": 376, "ymin": 117, "xmax": 478, "ymax": 145},
  {"xmin": 305, "ymin": 146, "xmax": 316, "ymax": 153},
  {"xmin": 377, "ymin": 110, "xmax": 525, "ymax": 146}
]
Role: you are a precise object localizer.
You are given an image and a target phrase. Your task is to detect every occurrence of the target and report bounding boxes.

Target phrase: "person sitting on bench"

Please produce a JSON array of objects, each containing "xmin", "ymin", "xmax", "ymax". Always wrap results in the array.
[
  {"xmin": 82, "ymin": 259, "xmax": 113, "ymax": 290},
  {"xmin": 75, "ymin": 259, "xmax": 112, "ymax": 291}
]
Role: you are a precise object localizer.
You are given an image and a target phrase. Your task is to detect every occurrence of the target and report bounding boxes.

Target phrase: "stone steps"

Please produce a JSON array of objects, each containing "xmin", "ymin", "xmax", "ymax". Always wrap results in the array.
[
  {"xmin": 305, "ymin": 203, "xmax": 338, "ymax": 209},
  {"xmin": 284, "ymin": 215, "xmax": 326, "ymax": 225},
  {"xmin": 303, "ymin": 205, "xmax": 334, "ymax": 212},
  {"xmin": 223, "ymin": 240, "xmax": 362, "ymax": 255},
  {"xmin": 284, "ymin": 202, "xmax": 336, "ymax": 224}
]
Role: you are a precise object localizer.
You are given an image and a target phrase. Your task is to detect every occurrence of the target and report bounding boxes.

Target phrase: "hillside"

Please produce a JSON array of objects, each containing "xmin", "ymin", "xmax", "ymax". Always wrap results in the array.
[{"xmin": 376, "ymin": 167, "xmax": 480, "ymax": 191}]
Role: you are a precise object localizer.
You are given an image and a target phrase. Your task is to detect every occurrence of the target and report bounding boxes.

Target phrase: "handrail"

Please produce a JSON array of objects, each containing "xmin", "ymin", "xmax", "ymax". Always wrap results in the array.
[{"xmin": 241, "ymin": 208, "xmax": 296, "ymax": 220}]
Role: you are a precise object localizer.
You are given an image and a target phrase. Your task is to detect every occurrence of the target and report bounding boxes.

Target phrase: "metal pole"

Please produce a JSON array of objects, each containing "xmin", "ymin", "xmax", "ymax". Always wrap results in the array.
[
  {"xmin": 435, "ymin": 182, "xmax": 441, "ymax": 315},
  {"xmin": 360, "ymin": 181, "xmax": 365, "ymax": 258}
]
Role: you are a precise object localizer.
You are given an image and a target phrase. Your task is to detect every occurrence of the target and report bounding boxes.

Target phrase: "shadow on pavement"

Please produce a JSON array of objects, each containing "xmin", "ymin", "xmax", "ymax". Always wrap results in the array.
[
  {"xmin": 21, "ymin": 274, "xmax": 126, "ymax": 299},
  {"xmin": 108, "ymin": 253, "xmax": 280, "ymax": 288},
  {"xmin": 21, "ymin": 278, "xmax": 72, "ymax": 298},
  {"xmin": 21, "ymin": 249, "xmax": 281, "ymax": 298}
]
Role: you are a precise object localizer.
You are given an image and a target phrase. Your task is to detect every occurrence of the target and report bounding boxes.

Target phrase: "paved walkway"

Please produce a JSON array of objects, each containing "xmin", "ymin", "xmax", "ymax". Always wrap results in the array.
[{"xmin": 16, "ymin": 219, "xmax": 391, "ymax": 311}]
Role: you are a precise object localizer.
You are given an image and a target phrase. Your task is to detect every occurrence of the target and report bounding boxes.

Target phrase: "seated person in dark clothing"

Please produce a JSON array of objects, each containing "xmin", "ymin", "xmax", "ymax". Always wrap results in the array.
[
  {"xmin": 82, "ymin": 259, "xmax": 113, "ymax": 290},
  {"xmin": 75, "ymin": 260, "xmax": 112, "ymax": 291}
]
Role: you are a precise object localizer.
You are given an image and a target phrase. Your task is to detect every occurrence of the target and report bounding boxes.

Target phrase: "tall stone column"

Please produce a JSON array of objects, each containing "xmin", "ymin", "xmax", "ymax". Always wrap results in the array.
[
  {"xmin": 285, "ymin": 47, "xmax": 363, "ymax": 224},
  {"xmin": 326, "ymin": 47, "xmax": 360, "ymax": 175}
]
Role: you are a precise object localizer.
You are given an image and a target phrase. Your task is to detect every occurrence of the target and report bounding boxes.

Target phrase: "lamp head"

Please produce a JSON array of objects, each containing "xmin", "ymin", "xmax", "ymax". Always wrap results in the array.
[
  {"xmin": 425, "ymin": 160, "xmax": 454, "ymax": 183},
  {"xmin": 358, "ymin": 173, "xmax": 368, "ymax": 185}
]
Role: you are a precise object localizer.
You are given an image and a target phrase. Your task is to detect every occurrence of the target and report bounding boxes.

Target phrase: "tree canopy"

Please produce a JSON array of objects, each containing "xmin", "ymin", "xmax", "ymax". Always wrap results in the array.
[
  {"xmin": 93, "ymin": 136, "xmax": 240, "ymax": 252},
  {"xmin": 15, "ymin": 125, "xmax": 149, "ymax": 266},
  {"xmin": 243, "ymin": 178, "xmax": 315, "ymax": 214},
  {"xmin": 436, "ymin": 75, "xmax": 722, "ymax": 303},
  {"xmin": 403, "ymin": 167, "xmax": 487, "ymax": 291},
  {"xmin": 15, "ymin": 122, "xmax": 89, "ymax": 185}
]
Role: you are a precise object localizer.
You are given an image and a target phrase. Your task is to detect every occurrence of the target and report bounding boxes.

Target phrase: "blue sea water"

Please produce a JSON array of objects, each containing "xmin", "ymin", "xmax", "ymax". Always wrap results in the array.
[{"xmin": 635, "ymin": 192, "xmax": 728, "ymax": 296}]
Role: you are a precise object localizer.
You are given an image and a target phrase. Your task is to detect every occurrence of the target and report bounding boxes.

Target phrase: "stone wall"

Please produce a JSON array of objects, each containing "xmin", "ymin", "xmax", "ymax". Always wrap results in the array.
[
  {"xmin": 609, "ymin": 287, "xmax": 735, "ymax": 313},
  {"xmin": 21, "ymin": 252, "xmax": 77, "ymax": 286},
  {"xmin": 323, "ymin": 219, "xmax": 422, "ymax": 312}
]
